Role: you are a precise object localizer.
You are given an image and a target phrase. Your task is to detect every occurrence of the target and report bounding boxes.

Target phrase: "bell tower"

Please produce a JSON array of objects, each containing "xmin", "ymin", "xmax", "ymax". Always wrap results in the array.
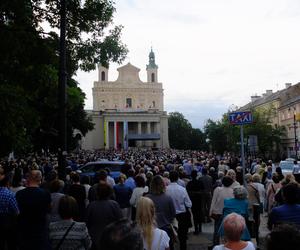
[
  {"xmin": 98, "ymin": 64, "xmax": 108, "ymax": 83},
  {"xmin": 146, "ymin": 48, "xmax": 158, "ymax": 83}
]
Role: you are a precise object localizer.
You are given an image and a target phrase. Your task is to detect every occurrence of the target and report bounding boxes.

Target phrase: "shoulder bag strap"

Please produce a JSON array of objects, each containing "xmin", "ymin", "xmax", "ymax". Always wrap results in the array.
[
  {"xmin": 250, "ymin": 184, "xmax": 260, "ymax": 203},
  {"xmin": 55, "ymin": 222, "xmax": 75, "ymax": 250},
  {"xmin": 271, "ymin": 184, "xmax": 276, "ymax": 193}
]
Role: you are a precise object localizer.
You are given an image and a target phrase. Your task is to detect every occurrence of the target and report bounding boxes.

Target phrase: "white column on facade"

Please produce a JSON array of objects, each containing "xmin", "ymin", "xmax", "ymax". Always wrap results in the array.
[
  {"xmin": 147, "ymin": 122, "xmax": 151, "ymax": 134},
  {"xmin": 137, "ymin": 122, "xmax": 142, "ymax": 147},
  {"xmin": 138, "ymin": 122, "xmax": 142, "ymax": 134},
  {"xmin": 105, "ymin": 121, "xmax": 109, "ymax": 149},
  {"xmin": 114, "ymin": 121, "xmax": 117, "ymax": 149},
  {"xmin": 156, "ymin": 122, "xmax": 161, "ymax": 148},
  {"xmin": 123, "ymin": 121, "xmax": 128, "ymax": 150},
  {"xmin": 146, "ymin": 122, "xmax": 151, "ymax": 147}
]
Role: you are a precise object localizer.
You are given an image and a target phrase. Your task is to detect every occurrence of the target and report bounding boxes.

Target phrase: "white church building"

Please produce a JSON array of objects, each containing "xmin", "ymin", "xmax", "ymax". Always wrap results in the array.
[{"xmin": 82, "ymin": 49, "xmax": 169, "ymax": 150}]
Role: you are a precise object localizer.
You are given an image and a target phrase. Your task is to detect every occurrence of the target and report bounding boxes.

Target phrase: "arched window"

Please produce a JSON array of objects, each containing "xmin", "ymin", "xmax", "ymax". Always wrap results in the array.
[
  {"xmin": 126, "ymin": 98, "xmax": 132, "ymax": 108},
  {"xmin": 151, "ymin": 73, "xmax": 155, "ymax": 82},
  {"xmin": 101, "ymin": 71, "xmax": 105, "ymax": 81},
  {"xmin": 152, "ymin": 101, "xmax": 156, "ymax": 108}
]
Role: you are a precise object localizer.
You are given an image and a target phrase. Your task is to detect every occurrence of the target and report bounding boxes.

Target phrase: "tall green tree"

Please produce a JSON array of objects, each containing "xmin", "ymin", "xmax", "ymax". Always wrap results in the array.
[
  {"xmin": 0, "ymin": 0, "xmax": 128, "ymax": 156},
  {"xmin": 168, "ymin": 112, "xmax": 207, "ymax": 150},
  {"xmin": 190, "ymin": 128, "xmax": 208, "ymax": 150},
  {"xmin": 204, "ymin": 119, "xmax": 228, "ymax": 154},
  {"xmin": 168, "ymin": 112, "xmax": 193, "ymax": 149}
]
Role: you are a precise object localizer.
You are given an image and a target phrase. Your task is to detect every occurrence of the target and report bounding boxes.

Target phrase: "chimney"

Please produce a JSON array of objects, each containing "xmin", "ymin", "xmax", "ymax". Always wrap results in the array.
[
  {"xmin": 251, "ymin": 95, "xmax": 260, "ymax": 102},
  {"xmin": 285, "ymin": 83, "xmax": 292, "ymax": 89},
  {"xmin": 266, "ymin": 90, "xmax": 273, "ymax": 96}
]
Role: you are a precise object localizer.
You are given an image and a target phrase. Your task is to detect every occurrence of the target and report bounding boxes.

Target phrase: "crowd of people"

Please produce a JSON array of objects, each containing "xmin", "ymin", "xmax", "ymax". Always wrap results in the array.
[{"xmin": 0, "ymin": 149, "xmax": 300, "ymax": 250}]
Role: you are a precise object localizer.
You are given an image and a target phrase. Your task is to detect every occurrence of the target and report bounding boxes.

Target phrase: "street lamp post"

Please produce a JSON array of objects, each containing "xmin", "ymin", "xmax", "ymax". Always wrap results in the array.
[
  {"xmin": 58, "ymin": 0, "xmax": 67, "ymax": 180},
  {"xmin": 293, "ymin": 112, "xmax": 298, "ymax": 159}
]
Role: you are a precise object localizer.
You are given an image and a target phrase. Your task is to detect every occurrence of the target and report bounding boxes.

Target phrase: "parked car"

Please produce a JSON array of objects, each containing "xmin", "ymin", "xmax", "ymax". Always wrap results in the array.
[
  {"xmin": 77, "ymin": 160, "xmax": 125, "ymax": 182},
  {"xmin": 279, "ymin": 159, "xmax": 299, "ymax": 175}
]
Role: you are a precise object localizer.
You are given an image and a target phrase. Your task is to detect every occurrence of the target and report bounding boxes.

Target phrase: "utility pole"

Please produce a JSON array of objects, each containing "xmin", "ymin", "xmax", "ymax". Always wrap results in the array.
[{"xmin": 58, "ymin": 0, "xmax": 67, "ymax": 180}]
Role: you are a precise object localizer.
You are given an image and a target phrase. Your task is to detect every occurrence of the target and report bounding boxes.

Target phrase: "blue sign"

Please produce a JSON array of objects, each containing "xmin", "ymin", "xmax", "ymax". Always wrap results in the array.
[{"xmin": 229, "ymin": 111, "xmax": 253, "ymax": 125}]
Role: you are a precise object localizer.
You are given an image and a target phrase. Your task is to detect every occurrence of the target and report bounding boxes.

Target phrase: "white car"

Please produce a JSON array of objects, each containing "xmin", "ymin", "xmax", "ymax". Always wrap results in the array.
[{"xmin": 279, "ymin": 159, "xmax": 299, "ymax": 175}]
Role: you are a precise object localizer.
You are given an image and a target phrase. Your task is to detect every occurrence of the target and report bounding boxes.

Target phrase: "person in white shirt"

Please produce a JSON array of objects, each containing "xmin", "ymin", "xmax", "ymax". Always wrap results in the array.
[
  {"xmin": 130, "ymin": 175, "xmax": 149, "ymax": 220},
  {"xmin": 252, "ymin": 173, "xmax": 266, "ymax": 213},
  {"xmin": 136, "ymin": 197, "xmax": 170, "ymax": 250},
  {"xmin": 210, "ymin": 176, "xmax": 234, "ymax": 246},
  {"xmin": 213, "ymin": 213, "xmax": 255, "ymax": 250},
  {"xmin": 166, "ymin": 171, "xmax": 192, "ymax": 250},
  {"xmin": 105, "ymin": 168, "xmax": 115, "ymax": 187}
]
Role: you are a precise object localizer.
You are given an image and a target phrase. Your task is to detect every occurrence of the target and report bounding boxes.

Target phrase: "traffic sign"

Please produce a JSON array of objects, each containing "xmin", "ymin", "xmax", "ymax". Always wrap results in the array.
[{"xmin": 229, "ymin": 111, "xmax": 253, "ymax": 125}]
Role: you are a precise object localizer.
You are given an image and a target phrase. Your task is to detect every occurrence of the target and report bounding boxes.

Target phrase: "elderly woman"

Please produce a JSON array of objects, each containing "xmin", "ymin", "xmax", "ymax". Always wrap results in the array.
[
  {"xmin": 219, "ymin": 186, "xmax": 251, "ymax": 241},
  {"xmin": 245, "ymin": 174, "xmax": 259, "ymax": 218},
  {"xmin": 213, "ymin": 213, "xmax": 255, "ymax": 250},
  {"xmin": 227, "ymin": 169, "xmax": 240, "ymax": 189},
  {"xmin": 266, "ymin": 173, "xmax": 281, "ymax": 213},
  {"xmin": 210, "ymin": 176, "xmax": 234, "ymax": 245},
  {"xmin": 252, "ymin": 173, "xmax": 265, "ymax": 213}
]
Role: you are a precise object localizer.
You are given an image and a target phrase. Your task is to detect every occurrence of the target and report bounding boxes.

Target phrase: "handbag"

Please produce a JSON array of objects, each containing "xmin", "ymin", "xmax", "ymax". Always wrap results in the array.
[{"xmin": 55, "ymin": 222, "xmax": 75, "ymax": 250}]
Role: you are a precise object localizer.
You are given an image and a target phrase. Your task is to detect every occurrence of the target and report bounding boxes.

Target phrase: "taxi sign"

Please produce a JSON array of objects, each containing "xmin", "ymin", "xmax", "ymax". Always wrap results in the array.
[{"xmin": 229, "ymin": 111, "xmax": 253, "ymax": 125}]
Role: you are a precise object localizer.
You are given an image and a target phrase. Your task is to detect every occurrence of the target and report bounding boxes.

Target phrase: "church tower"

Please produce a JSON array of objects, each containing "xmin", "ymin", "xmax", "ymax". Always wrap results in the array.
[
  {"xmin": 146, "ymin": 48, "xmax": 158, "ymax": 83},
  {"xmin": 98, "ymin": 64, "xmax": 108, "ymax": 83}
]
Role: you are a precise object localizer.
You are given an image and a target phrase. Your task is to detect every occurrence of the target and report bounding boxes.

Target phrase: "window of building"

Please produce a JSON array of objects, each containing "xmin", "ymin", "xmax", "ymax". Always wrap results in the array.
[
  {"xmin": 126, "ymin": 98, "xmax": 132, "ymax": 108},
  {"xmin": 101, "ymin": 71, "xmax": 105, "ymax": 81},
  {"xmin": 152, "ymin": 101, "xmax": 155, "ymax": 108},
  {"xmin": 151, "ymin": 73, "xmax": 155, "ymax": 82}
]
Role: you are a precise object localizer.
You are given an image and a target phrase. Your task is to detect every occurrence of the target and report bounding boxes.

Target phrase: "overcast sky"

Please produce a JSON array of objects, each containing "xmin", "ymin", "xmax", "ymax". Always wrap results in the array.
[{"xmin": 75, "ymin": 0, "xmax": 300, "ymax": 128}]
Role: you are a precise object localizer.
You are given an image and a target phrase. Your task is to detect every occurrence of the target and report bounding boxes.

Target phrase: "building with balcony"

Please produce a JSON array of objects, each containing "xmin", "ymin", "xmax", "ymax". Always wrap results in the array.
[{"xmin": 82, "ymin": 49, "xmax": 169, "ymax": 150}]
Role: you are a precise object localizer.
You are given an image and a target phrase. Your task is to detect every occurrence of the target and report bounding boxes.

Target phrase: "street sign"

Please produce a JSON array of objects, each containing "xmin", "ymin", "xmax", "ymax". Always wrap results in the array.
[{"xmin": 229, "ymin": 111, "xmax": 253, "ymax": 125}]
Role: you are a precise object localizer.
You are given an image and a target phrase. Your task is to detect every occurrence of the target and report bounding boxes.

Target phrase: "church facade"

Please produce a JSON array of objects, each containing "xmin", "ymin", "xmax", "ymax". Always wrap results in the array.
[{"xmin": 82, "ymin": 49, "xmax": 169, "ymax": 150}]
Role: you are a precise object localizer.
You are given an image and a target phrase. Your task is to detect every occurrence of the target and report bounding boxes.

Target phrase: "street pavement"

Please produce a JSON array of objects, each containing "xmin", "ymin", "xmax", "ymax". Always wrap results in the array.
[{"xmin": 178, "ymin": 214, "xmax": 270, "ymax": 250}]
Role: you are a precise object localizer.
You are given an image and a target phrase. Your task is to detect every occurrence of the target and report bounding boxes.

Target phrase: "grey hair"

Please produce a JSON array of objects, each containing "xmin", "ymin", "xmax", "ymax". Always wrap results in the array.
[
  {"xmin": 252, "ymin": 173, "xmax": 261, "ymax": 183},
  {"xmin": 218, "ymin": 171, "xmax": 225, "ymax": 178},
  {"xmin": 245, "ymin": 173, "xmax": 253, "ymax": 183},
  {"xmin": 233, "ymin": 186, "xmax": 248, "ymax": 200}
]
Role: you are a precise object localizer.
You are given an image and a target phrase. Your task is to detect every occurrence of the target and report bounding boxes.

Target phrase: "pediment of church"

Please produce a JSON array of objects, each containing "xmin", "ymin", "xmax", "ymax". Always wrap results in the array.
[{"xmin": 115, "ymin": 63, "xmax": 143, "ymax": 84}]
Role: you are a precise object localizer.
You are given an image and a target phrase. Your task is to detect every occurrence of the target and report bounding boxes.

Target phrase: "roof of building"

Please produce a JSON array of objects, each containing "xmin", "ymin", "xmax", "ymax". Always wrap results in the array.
[{"xmin": 239, "ymin": 83, "xmax": 300, "ymax": 111}]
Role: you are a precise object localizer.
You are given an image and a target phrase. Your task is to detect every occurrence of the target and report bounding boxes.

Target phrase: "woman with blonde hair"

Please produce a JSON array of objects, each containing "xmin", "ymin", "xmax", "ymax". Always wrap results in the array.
[{"xmin": 136, "ymin": 197, "xmax": 170, "ymax": 250}]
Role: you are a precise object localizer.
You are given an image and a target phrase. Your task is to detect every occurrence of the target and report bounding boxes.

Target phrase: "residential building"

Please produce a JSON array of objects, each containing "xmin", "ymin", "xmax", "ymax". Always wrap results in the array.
[{"xmin": 239, "ymin": 83, "xmax": 300, "ymax": 157}]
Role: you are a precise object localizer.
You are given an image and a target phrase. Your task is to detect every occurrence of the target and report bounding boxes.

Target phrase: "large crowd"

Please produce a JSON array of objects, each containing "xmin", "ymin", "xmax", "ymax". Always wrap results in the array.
[{"xmin": 0, "ymin": 149, "xmax": 300, "ymax": 250}]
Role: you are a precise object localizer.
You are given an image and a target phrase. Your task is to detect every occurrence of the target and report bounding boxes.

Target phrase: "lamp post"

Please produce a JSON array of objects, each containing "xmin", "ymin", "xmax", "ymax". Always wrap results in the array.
[
  {"xmin": 293, "ymin": 110, "xmax": 298, "ymax": 160},
  {"xmin": 58, "ymin": 0, "xmax": 67, "ymax": 180}
]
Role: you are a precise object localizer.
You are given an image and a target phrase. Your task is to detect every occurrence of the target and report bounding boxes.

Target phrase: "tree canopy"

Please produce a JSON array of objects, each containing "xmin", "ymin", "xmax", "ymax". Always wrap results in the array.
[
  {"xmin": 168, "ymin": 112, "xmax": 207, "ymax": 150},
  {"xmin": 0, "ymin": 0, "xmax": 128, "ymax": 156},
  {"xmin": 204, "ymin": 109, "xmax": 286, "ymax": 160}
]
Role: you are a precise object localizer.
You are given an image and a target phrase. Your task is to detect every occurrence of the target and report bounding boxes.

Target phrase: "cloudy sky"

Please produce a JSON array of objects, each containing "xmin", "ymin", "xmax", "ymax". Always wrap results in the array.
[{"xmin": 75, "ymin": 0, "xmax": 300, "ymax": 128}]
